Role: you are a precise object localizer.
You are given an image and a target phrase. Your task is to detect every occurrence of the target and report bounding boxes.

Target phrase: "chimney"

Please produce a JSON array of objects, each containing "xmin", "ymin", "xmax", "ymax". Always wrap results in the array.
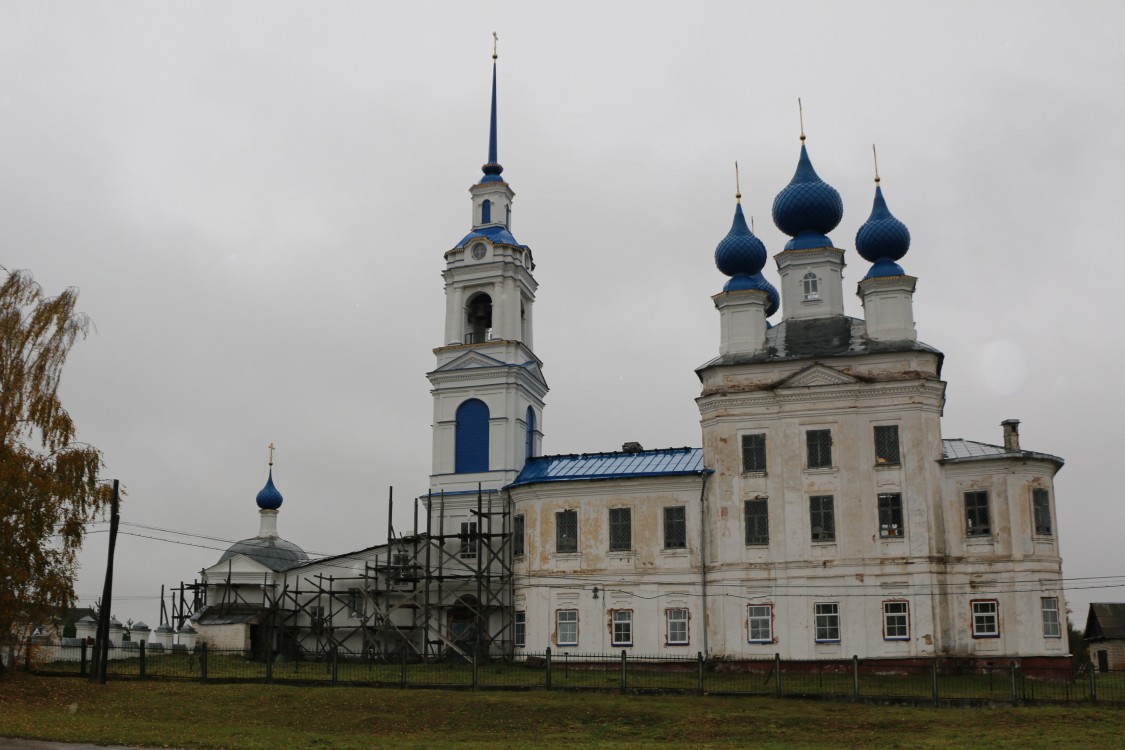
[
  {"xmin": 1001, "ymin": 419, "xmax": 1021, "ymax": 452},
  {"xmin": 621, "ymin": 442, "xmax": 644, "ymax": 454}
]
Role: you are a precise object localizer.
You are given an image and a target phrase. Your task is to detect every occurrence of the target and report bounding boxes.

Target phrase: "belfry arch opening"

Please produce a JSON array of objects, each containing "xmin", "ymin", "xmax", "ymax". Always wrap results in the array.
[{"xmin": 465, "ymin": 293, "xmax": 493, "ymax": 344}]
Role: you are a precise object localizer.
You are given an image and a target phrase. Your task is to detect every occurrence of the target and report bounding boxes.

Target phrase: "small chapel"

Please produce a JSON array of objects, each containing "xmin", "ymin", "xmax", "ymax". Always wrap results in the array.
[{"xmin": 187, "ymin": 48, "xmax": 1068, "ymax": 666}]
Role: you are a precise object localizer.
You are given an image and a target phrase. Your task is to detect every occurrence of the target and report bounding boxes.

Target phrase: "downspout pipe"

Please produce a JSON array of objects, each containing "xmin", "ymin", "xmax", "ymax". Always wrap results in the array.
[{"xmin": 698, "ymin": 469, "xmax": 714, "ymax": 659}]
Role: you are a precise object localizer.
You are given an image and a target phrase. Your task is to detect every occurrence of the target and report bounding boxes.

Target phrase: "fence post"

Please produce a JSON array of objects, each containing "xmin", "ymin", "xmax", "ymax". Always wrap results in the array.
[
  {"xmin": 931, "ymin": 656, "xmax": 939, "ymax": 706},
  {"xmin": 200, "ymin": 643, "xmax": 208, "ymax": 684},
  {"xmin": 266, "ymin": 646, "xmax": 273, "ymax": 684},
  {"xmin": 774, "ymin": 653, "xmax": 782, "ymax": 697},
  {"xmin": 471, "ymin": 650, "xmax": 478, "ymax": 691},
  {"xmin": 697, "ymin": 652, "xmax": 705, "ymax": 696},
  {"xmin": 619, "ymin": 650, "xmax": 627, "ymax": 694},
  {"xmin": 852, "ymin": 654, "xmax": 860, "ymax": 698},
  {"xmin": 331, "ymin": 644, "xmax": 338, "ymax": 686},
  {"xmin": 1089, "ymin": 665, "xmax": 1097, "ymax": 702},
  {"xmin": 139, "ymin": 641, "xmax": 146, "ymax": 679},
  {"xmin": 399, "ymin": 649, "xmax": 407, "ymax": 689},
  {"xmin": 545, "ymin": 647, "xmax": 553, "ymax": 690},
  {"xmin": 1009, "ymin": 661, "xmax": 1018, "ymax": 704},
  {"xmin": 80, "ymin": 640, "xmax": 87, "ymax": 677}
]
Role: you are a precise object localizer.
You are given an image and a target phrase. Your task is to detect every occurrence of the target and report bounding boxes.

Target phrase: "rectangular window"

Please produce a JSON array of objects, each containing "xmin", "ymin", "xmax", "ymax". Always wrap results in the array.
[
  {"xmin": 744, "ymin": 499, "xmax": 769, "ymax": 545},
  {"xmin": 514, "ymin": 610, "xmax": 526, "ymax": 647},
  {"xmin": 1032, "ymin": 488, "xmax": 1052, "ymax": 536},
  {"xmin": 878, "ymin": 493, "xmax": 904, "ymax": 538},
  {"xmin": 347, "ymin": 588, "xmax": 363, "ymax": 619},
  {"xmin": 741, "ymin": 433, "xmax": 767, "ymax": 473},
  {"xmin": 609, "ymin": 508, "xmax": 632, "ymax": 552},
  {"xmin": 874, "ymin": 425, "xmax": 901, "ymax": 465},
  {"xmin": 810, "ymin": 495, "xmax": 835, "ymax": 542},
  {"xmin": 459, "ymin": 521, "xmax": 478, "ymax": 559},
  {"xmin": 883, "ymin": 601, "xmax": 909, "ymax": 640},
  {"xmin": 556, "ymin": 510, "xmax": 578, "ymax": 553},
  {"xmin": 748, "ymin": 604, "xmax": 773, "ymax": 643},
  {"xmin": 666, "ymin": 608, "xmax": 689, "ymax": 645},
  {"xmin": 663, "ymin": 506, "xmax": 686, "ymax": 549},
  {"xmin": 556, "ymin": 609, "xmax": 578, "ymax": 646},
  {"xmin": 612, "ymin": 610, "xmax": 633, "ymax": 646},
  {"xmin": 513, "ymin": 514, "xmax": 525, "ymax": 557},
  {"xmin": 806, "ymin": 429, "xmax": 833, "ymax": 469},
  {"xmin": 972, "ymin": 600, "xmax": 999, "ymax": 638},
  {"xmin": 964, "ymin": 491, "xmax": 991, "ymax": 537},
  {"xmin": 1041, "ymin": 597, "xmax": 1061, "ymax": 638},
  {"xmin": 815, "ymin": 602, "xmax": 840, "ymax": 642}
]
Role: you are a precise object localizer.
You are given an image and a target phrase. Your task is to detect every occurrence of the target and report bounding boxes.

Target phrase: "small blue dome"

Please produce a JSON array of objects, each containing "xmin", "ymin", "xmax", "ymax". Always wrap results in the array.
[
  {"xmin": 480, "ymin": 163, "xmax": 505, "ymax": 184},
  {"xmin": 863, "ymin": 259, "xmax": 906, "ymax": 279},
  {"xmin": 256, "ymin": 469, "xmax": 283, "ymax": 510},
  {"xmin": 856, "ymin": 184, "xmax": 910, "ymax": 266},
  {"xmin": 715, "ymin": 203, "xmax": 767, "ymax": 277},
  {"xmin": 772, "ymin": 143, "xmax": 843, "ymax": 250},
  {"xmin": 723, "ymin": 272, "xmax": 780, "ymax": 317}
]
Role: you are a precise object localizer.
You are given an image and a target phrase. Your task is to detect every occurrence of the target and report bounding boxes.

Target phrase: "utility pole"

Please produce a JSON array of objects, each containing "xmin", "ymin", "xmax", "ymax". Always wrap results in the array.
[{"xmin": 90, "ymin": 480, "xmax": 120, "ymax": 684}]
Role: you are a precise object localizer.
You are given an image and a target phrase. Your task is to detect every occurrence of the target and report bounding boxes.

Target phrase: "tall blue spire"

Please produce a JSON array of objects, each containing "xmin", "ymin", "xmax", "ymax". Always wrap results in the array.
[{"xmin": 481, "ymin": 37, "xmax": 504, "ymax": 184}]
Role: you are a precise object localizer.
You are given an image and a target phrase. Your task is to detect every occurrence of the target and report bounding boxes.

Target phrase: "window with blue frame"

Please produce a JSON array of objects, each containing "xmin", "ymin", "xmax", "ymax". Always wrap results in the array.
[{"xmin": 455, "ymin": 399, "xmax": 490, "ymax": 473}]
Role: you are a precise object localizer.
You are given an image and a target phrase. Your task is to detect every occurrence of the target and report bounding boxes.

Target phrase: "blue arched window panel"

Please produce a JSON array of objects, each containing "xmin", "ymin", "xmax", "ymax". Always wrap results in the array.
[
  {"xmin": 525, "ymin": 407, "xmax": 536, "ymax": 459},
  {"xmin": 455, "ymin": 399, "xmax": 490, "ymax": 473},
  {"xmin": 481, "ymin": 199, "xmax": 492, "ymax": 224}
]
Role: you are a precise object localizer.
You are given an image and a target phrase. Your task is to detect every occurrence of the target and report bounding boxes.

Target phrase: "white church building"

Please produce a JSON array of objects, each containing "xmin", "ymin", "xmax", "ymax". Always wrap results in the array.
[{"xmin": 190, "ymin": 52, "xmax": 1068, "ymax": 665}]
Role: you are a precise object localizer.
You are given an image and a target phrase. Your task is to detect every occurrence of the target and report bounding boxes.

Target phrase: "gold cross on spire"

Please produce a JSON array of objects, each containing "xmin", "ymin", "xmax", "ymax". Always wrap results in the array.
[
  {"xmin": 734, "ymin": 160, "xmax": 742, "ymax": 203},
  {"xmin": 798, "ymin": 97, "xmax": 806, "ymax": 142},
  {"xmin": 492, "ymin": 31, "xmax": 498, "ymax": 61},
  {"xmin": 267, "ymin": 442, "xmax": 276, "ymax": 467},
  {"xmin": 872, "ymin": 144, "xmax": 881, "ymax": 184}
]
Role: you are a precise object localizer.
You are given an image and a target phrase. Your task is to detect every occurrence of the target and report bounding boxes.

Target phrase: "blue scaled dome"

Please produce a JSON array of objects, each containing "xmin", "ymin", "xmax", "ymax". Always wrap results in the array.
[
  {"xmin": 723, "ymin": 273, "xmax": 780, "ymax": 317},
  {"xmin": 715, "ymin": 202, "xmax": 767, "ymax": 277},
  {"xmin": 856, "ymin": 184, "xmax": 911, "ymax": 279},
  {"xmin": 255, "ymin": 469, "xmax": 283, "ymax": 510},
  {"xmin": 772, "ymin": 143, "xmax": 844, "ymax": 250}
]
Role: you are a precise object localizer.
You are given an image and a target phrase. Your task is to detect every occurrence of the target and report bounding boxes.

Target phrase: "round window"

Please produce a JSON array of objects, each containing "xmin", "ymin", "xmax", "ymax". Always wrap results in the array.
[{"xmin": 470, "ymin": 242, "xmax": 487, "ymax": 260}]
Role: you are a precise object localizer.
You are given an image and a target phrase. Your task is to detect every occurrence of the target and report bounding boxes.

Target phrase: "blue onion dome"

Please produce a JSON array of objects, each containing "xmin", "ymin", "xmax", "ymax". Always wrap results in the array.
[
  {"xmin": 715, "ymin": 202, "xmax": 767, "ymax": 277},
  {"xmin": 724, "ymin": 272, "xmax": 780, "ymax": 317},
  {"xmin": 857, "ymin": 183, "xmax": 911, "ymax": 279},
  {"xmin": 772, "ymin": 143, "xmax": 844, "ymax": 250},
  {"xmin": 255, "ymin": 468, "xmax": 283, "ymax": 510}
]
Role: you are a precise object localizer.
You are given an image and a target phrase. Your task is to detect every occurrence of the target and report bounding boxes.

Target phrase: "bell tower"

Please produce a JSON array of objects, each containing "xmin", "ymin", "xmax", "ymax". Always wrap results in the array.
[{"xmin": 427, "ymin": 43, "xmax": 547, "ymax": 496}]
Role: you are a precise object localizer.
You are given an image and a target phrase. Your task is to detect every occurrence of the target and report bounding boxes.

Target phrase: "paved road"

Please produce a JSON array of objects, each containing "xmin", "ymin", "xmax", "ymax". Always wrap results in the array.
[{"xmin": 1, "ymin": 740, "xmax": 179, "ymax": 750}]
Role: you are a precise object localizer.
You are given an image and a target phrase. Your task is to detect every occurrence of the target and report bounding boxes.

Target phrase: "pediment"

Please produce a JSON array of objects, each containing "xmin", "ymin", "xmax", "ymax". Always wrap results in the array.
[
  {"xmin": 204, "ymin": 554, "xmax": 273, "ymax": 577},
  {"xmin": 520, "ymin": 361, "xmax": 547, "ymax": 387},
  {"xmin": 775, "ymin": 363, "xmax": 860, "ymax": 389},
  {"xmin": 434, "ymin": 350, "xmax": 507, "ymax": 372}
]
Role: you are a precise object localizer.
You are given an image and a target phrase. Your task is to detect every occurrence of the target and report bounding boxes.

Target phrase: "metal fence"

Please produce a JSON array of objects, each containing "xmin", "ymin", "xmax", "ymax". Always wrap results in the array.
[{"xmin": 27, "ymin": 643, "xmax": 1125, "ymax": 705}]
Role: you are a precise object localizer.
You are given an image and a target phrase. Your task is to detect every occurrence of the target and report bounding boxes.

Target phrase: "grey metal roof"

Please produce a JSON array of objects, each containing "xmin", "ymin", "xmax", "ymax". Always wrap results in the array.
[
  {"xmin": 217, "ymin": 535, "xmax": 310, "ymax": 571},
  {"xmin": 509, "ymin": 447, "xmax": 707, "ymax": 488},
  {"xmin": 1086, "ymin": 603, "xmax": 1125, "ymax": 641},
  {"xmin": 941, "ymin": 439, "xmax": 1063, "ymax": 467},
  {"xmin": 193, "ymin": 605, "xmax": 268, "ymax": 626},
  {"xmin": 696, "ymin": 316, "xmax": 944, "ymax": 374}
]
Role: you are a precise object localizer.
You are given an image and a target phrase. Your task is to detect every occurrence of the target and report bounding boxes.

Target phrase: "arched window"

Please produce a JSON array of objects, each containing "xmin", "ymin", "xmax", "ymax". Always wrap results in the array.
[
  {"xmin": 525, "ymin": 406, "xmax": 536, "ymax": 459},
  {"xmin": 455, "ymin": 399, "xmax": 490, "ymax": 473},
  {"xmin": 465, "ymin": 293, "xmax": 493, "ymax": 344},
  {"xmin": 802, "ymin": 272, "xmax": 820, "ymax": 300},
  {"xmin": 505, "ymin": 204, "xmax": 510, "ymax": 227},
  {"xmin": 481, "ymin": 199, "xmax": 492, "ymax": 224}
]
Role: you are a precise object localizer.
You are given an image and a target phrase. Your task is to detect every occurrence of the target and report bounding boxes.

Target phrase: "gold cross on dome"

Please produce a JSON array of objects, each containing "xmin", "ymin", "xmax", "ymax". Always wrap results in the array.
[{"xmin": 267, "ymin": 442, "xmax": 276, "ymax": 467}]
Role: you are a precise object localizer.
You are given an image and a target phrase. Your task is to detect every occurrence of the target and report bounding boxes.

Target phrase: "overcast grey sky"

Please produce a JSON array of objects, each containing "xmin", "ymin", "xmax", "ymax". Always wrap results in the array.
[{"xmin": 2, "ymin": 1, "xmax": 1122, "ymax": 628}]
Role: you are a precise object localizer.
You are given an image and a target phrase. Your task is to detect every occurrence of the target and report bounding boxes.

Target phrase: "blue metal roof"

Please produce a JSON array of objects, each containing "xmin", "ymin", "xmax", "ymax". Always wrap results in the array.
[
  {"xmin": 509, "ymin": 447, "xmax": 706, "ymax": 487},
  {"xmin": 455, "ymin": 224, "xmax": 527, "ymax": 249}
]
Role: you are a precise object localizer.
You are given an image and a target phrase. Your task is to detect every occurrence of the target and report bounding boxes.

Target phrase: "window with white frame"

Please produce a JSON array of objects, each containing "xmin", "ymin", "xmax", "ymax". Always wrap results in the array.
[
  {"xmin": 666, "ymin": 608, "xmax": 689, "ymax": 645},
  {"xmin": 556, "ymin": 609, "xmax": 578, "ymax": 646},
  {"xmin": 459, "ymin": 521, "xmax": 478, "ymax": 559},
  {"xmin": 878, "ymin": 493, "xmax": 904, "ymax": 538},
  {"xmin": 609, "ymin": 507, "xmax": 632, "ymax": 552},
  {"xmin": 802, "ymin": 272, "xmax": 820, "ymax": 300},
  {"xmin": 741, "ymin": 433, "xmax": 767, "ymax": 473},
  {"xmin": 883, "ymin": 601, "xmax": 909, "ymax": 640},
  {"xmin": 748, "ymin": 604, "xmax": 773, "ymax": 643},
  {"xmin": 971, "ymin": 600, "xmax": 999, "ymax": 638},
  {"xmin": 612, "ymin": 609, "xmax": 633, "ymax": 646},
  {"xmin": 514, "ymin": 610, "xmax": 526, "ymax": 648},
  {"xmin": 1032, "ymin": 488, "xmax": 1052, "ymax": 536},
  {"xmin": 1041, "ymin": 597, "xmax": 1061, "ymax": 638},
  {"xmin": 815, "ymin": 602, "xmax": 840, "ymax": 642},
  {"xmin": 556, "ymin": 510, "xmax": 578, "ymax": 553},
  {"xmin": 964, "ymin": 491, "xmax": 991, "ymax": 537}
]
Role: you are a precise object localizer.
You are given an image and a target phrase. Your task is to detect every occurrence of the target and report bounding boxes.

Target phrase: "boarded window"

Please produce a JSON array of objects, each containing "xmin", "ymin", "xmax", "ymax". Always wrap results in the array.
[{"xmin": 454, "ymin": 399, "xmax": 489, "ymax": 473}]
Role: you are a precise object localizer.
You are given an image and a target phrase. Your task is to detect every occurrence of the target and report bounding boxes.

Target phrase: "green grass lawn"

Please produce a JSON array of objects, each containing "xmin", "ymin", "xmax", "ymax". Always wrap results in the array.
[{"xmin": 3, "ymin": 672, "xmax": 1125, "ymax": 750}]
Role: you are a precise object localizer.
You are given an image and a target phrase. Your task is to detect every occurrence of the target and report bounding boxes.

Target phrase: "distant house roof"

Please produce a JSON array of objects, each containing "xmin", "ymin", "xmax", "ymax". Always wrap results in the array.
[
  {"xmin": 941, "ymin": 439, "xmax": 1064, "ymax": 468},
  {"xmin": 509, "ymin": 447, "xmax": 708, "ymax": 488},
  {"xmin": 1086, "ymin": 603, "xmax": 1125, "ymax": 641}
]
